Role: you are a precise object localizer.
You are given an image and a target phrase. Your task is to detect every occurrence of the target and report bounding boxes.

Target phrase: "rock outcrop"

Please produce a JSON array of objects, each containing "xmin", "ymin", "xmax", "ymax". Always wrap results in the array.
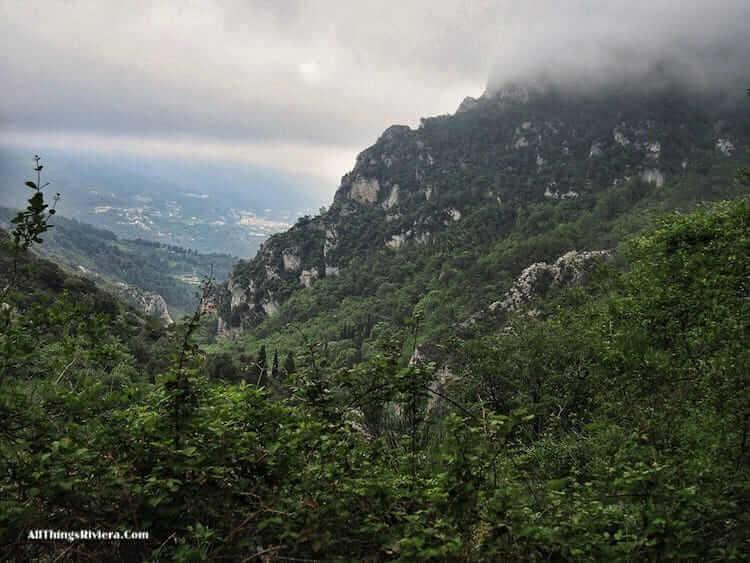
[
  {"xmin": 489, "ymin": 250, "xmax": 612, "ymax": 315},
  {"xmin": 115, "ymin": 283, "xmax": 173, "ymax": 325}
]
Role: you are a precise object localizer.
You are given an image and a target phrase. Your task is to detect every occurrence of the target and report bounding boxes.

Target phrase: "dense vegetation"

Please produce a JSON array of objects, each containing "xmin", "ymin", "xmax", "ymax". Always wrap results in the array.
[
  {"xmin": 1, "ymin": 151, "xmax": 748, "ymax": 560},
  {"xmin": 0, "ymin": 207, "xmax": 234, "ymax": 318}
]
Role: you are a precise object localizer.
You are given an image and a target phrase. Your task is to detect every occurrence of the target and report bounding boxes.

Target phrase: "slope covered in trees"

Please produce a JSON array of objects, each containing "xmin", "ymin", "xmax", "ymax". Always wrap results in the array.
[
  {"xmin": 0, "ymin": 207, "xmax": 234, "ymax": 318},
  {"xmin": 1, "ymin": 85, "xmax": 749, "ymax": 560},
  {"xmin": 2, "ymin": 178, "xmax": 747, "ymax": 559}
]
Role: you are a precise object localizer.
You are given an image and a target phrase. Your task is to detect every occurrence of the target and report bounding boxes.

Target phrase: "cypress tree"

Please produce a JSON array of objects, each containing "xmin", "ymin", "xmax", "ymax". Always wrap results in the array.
[
  {"xmin": 283, "ymin": 351, "xmax": 296, "ymax": 376},
  {"xmin": 271, "ymin": 349, "xmax": 279, "ymax": 379}
]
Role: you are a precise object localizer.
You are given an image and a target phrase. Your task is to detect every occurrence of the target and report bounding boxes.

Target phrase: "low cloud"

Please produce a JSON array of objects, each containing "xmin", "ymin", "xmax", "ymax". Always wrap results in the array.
[
  {"xmin": 486, "ymin": 1, "xmax": 750, "ymax": 95},
  {"xmin": 1, "ymin": 1, "xmax": 748, "ymax": 192}
]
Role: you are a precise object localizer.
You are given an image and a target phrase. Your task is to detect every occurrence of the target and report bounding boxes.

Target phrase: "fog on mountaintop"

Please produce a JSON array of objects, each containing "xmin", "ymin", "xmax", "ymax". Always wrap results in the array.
[
  {"xmin": 1, "ymin": 1, "xmax": 748, "ymax": 200},
  {"xmin": 485, "ymin": 1, "xmax": 750, "ymax": 96}
]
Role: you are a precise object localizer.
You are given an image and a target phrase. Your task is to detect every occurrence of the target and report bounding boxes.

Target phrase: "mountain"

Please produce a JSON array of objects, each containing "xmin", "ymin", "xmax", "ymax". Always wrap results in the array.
[
  {"xmin": 2, "ymin": 83, "xmax": 748, "ymax": 561},
  {"xmin": 214, "ymin": 84, "xmax": 749, "ymax": 351},
  {"xmin": 0, "ymin": 208, "xmax": 234, "ymax": 320},
  {"xmin": 0, "ymin": 148, "xmax": 326, "ymax": 258}
]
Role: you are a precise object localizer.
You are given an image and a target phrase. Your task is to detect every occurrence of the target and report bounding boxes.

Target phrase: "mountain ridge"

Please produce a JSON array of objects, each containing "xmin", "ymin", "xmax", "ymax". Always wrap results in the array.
[{"xmin": 216, "ymin": 83, "xmax": 749, "ymax": 339}]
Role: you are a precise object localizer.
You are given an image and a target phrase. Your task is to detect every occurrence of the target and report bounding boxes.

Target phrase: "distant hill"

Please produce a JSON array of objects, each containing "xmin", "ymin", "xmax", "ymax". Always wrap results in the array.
[
  {"xmin": 0, "ymin": 208, "xmax": 235, "ymax": 319},
  {"xmin": 0, "ymin": 148, "xmax": 326, "ymax": 258}
]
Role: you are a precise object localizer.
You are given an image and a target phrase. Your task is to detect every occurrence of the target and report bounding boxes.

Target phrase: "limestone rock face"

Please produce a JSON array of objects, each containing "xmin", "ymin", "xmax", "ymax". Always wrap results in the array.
[
  {"xmin": 641, "ymin": 168, "xmax": 665, "ymax": 187},
  {"xmin": 716, "ymin": 138, "xmax": 735, "ymax": 156},
  {"xmin": 445, "ymin": 208, "xmax": 461, "ymax": 222},
  {"xmin": 349, "ymin": 176, "xmax": 380, "ymax": 204},
  {"xmin": 382, "ymin": 185, "xmax": 400, "ymax": 209},
  {"xmin": 282, "ymin": 249, "xmax": 301, "ymax": 271},
  {"xmin": 613, "ymin": 126, "xmax": 631, "ymax": 146},
  {"xmin": 646, "ymin": 142, "xmax": 661, "ymax": 159},
  {"xmin": 299, "ymin": 269, "xmax": 319, "ymax": 288},
  {"xmin": 141, "ymin": 293, "xmax": 173, "ymax": 325},
  {"xmin": 489, "ymin": 250, "xmax": 612, "ymax": 314},
  {"xmin": 262, "ymin": 300, "xmax": 279, "ymax": 316},
  {"xmin": 115, "ymin": 283, "xmax": 173, "ymax": 325},
  {"xmin": 229, "ymin": 279, "xmax": 249, "ymax": 308},
  {"xmin": 387, "ymin": 234, "xmax": 406, "ymax": 249}
]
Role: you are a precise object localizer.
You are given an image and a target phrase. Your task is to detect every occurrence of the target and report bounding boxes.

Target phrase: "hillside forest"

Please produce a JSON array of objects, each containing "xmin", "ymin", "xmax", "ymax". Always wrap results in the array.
[{"xmin": 1, "ymin": 96, "xmax": 749, "ymax": 561}]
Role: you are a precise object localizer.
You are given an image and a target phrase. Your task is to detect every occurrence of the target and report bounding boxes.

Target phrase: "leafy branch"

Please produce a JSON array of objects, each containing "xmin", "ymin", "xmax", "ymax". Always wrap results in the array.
[{"xmin": 2, "ymin": 155, "xmax": 60, "ymax": 301}]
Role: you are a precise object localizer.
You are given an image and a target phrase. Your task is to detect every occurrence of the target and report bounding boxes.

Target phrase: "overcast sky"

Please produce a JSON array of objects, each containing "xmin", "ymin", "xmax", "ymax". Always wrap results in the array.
[{"xmin": 1, "ymin": 1, "xmax": 748, "ymax": 196}]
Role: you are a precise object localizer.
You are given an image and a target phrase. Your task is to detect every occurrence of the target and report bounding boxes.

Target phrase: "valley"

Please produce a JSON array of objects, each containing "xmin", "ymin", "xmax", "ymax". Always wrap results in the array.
[
  {"xmin": 0, "ymin": 148, "xmax": 326, "ymax": 258},
  {"xmin": 1, "ymin": 30, "xmax": 748, "ymax": 561}
]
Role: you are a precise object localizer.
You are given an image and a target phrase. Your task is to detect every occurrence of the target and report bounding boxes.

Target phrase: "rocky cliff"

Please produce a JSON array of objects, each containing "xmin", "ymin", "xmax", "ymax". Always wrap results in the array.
[
  {"xmin": 114, "ymin": 283, "xmax": 174, "ymax": 325},
  {"xmin": 220, "ymin": 83, "xmax": 747, "ymax": 333}
]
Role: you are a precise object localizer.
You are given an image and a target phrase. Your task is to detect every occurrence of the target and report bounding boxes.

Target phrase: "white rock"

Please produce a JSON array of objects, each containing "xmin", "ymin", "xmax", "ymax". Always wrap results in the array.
[
  {"xmin": 415, "ymin": 232, "xmax": 431, "ymax": 244},
  {"xmin": 445, "ymin": 208, "xmax": 462, "ymax": 222},
  {"xmin": 613, "ymin": 127, "xmax": 630, "ymax": 146},
  {"xmin": 716, "ymin": 138, "xmax": 735, "ymax": 156},
  {"xmin": 387, "ymin": 234, "xmax": 406, "ymax": 249},
  {"xmin": 646, "ymin": 141, "xmax": 661, "ymax": 159},
  {"xmin": 299, "ymin": 269, "xmax": 318, "ymax": 288},
  {"xmin": 323, "ymin": 227, "xmax": 337, "ymax": 258},
  {"xmin": 282, "ymin": 249, "xmax": 301, "ymax": 271},
  {"xmin": 229, "ymin": 282, "xmax": 247, "ymax": 309},
  {"xmin": 262, "ymin": 300, "xmax": 279, "ymax": 316},
  {"xmin": 382, "ymin": 185, "xmax": 400, "ymax": 209},
  {"xmin": 641, "ymin": 168, "xmax": 665, "ymax": 187},
  {"xmin": 349, "ymin": 176, "xmax": 380, "ymax": 204},
  {"xmin": 494, "ymin": 250, "xmax": 611, "ymax": 313}
]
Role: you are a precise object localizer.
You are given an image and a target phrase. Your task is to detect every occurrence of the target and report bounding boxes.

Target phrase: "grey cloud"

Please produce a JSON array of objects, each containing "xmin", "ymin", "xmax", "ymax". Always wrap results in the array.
[
  {"xmin": 1, "ymin": 0, "xmax": 748, "ymax": 183},
  {"xmin": 486, "ymin": 1, "xmax": 750, "ymax": 95}
]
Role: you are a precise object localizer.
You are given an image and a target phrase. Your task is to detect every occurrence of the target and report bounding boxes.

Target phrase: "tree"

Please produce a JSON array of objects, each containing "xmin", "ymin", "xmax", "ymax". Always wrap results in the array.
[
  {"xmin": 2, "ymin": 155, "xmax": 59, "ymax": 301},
  {"xmin": 283, "ymin": 350, "xmax": 296, "ymax": 376},
  {"xmin": 204, "ymin": 352, "xmax": 239, "ymax": 382},
  {"xmin": 271, "ymin": 349, "xmax": 279, "ymax": 379},
  {"xmin": 252, "ymin": 345, "xmax": 268, "ymax": 386}
]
